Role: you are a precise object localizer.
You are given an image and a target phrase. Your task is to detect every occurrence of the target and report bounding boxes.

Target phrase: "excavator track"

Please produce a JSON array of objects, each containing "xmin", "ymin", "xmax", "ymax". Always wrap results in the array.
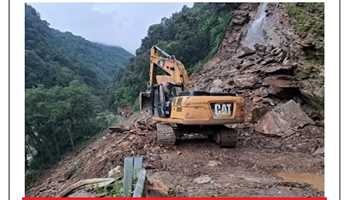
[
  {"xmin": 156, "ymin": 124, "xmax": 176, "ymax": 145},
  {"xmin": 215, "ymin": 128, "xmax": 237, "ymax": 147}
]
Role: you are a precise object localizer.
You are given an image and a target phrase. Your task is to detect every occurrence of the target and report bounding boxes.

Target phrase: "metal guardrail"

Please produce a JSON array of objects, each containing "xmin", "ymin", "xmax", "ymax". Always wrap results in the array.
[{"xmin": 122, "ymin": 156, "xmax": 146, "ymax": 197}]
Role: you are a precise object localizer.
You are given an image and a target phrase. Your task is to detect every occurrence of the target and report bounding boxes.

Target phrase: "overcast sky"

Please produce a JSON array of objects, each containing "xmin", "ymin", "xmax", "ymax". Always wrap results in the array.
[{"xmin": 30, "ymin": 3, "xmax": 193, "ymax": 54}]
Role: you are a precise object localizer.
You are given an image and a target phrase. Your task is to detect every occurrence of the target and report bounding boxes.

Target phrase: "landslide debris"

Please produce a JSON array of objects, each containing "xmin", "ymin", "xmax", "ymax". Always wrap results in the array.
[
  {"xmin": 26, "ymin": 112, "xmax": 163, "ymax": 197},
  {"xmin": 190, "ymin": 3, "xmax": 324, "ymax": 154},
  {"xmin": 255, "ymin": 100, "xmax": 314, "ymax": 137},
  {"xmin": 27, "ymin": 3, "xmax": 324, "ymax": 197}
]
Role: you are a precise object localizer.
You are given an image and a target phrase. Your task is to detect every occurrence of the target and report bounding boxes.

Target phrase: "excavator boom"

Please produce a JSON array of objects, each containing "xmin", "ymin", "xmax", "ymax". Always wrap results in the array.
[
  {"xmin": 149, "ymin": 46, "xmax": 189, "ymax": 88},
  {"xmin": 140, "ymin": 46, "xmax": 189, "ymax": 111}
]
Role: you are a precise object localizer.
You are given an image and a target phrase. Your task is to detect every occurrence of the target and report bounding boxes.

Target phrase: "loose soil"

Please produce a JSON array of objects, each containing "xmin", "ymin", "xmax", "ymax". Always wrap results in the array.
[{"xmin": 27, "ymin": 116, "xmax": 324, "ymax": 197}]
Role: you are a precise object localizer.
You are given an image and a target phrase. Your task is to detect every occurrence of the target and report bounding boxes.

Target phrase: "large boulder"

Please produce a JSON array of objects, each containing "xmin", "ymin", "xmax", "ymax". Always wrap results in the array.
[
  {"xmin": 146, "ymin": 171, "xmax": 175, "ymax": 196},
  {"xmin": 263, "ymin": 75, "xmax": 297, "ymax": 88},
  {"xmin": 255, "ymin": 100, "xmax": 314, "ymax": 136},
  {"xmin": 233, "ymin": 74, "xmax": 259, "ymax": 88}
]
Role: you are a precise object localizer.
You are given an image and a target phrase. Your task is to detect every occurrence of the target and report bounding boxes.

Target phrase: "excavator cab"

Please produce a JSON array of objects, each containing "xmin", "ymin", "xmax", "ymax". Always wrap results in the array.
[
  {"xmin": 140, "ymin": 46, "xmax": 245, "ymax": 147},
  {"xmin": 140, "ymin": 83, "xmax": 182, "ymax": 117}
]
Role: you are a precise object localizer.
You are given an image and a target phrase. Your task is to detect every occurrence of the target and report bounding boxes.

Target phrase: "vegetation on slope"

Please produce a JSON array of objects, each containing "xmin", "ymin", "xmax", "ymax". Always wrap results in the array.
[
  {"xmin": 285, "ymin": 3, "xmax": 324, "ymax": 64},
  {"xmin": 109, "ymin": 3, "xmax": 240, "ymax": 110},
  {"xmin": 284, "ymin": 3, "xmax": 324, "ymax": 116},
  {"xmin": 25, "ymin": 4, "xmax": 132, "ymax": 187}
]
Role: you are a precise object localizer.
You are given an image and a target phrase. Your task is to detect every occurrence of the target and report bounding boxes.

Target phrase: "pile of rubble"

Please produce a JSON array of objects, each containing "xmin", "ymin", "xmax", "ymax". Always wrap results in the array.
[
  {"xmin": 190, "ymin": 3, "xmax": 324, "ymax": 154},
  {"xmin": 27, "ymin": 113, "xmax": 166, "ymax": 197}
]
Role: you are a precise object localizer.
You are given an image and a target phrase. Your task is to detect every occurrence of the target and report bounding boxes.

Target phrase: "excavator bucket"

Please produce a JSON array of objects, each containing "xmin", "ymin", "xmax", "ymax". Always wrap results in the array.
[{"xmin": 139, "ymin": 91, "xmax": 152, "ymax": 113}]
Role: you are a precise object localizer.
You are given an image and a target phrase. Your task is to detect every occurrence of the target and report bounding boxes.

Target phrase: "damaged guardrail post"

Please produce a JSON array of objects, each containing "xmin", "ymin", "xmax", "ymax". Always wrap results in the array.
[{"xmin": 122, "ymin": 156, "xmax": 146, "ymax": 197}]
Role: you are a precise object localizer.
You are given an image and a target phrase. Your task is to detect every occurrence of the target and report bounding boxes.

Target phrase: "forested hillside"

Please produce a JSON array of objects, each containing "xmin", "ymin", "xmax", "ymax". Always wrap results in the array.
[
  {"xmin": 25, "ymin": 4, "xmax": 132, "ymax": 185},
  {"xmin": 110, "ymin": 3, "xmax": 239, "ymax": 108},
  {"xmin": 25, "ymin": 5, "xmax": 132, "ymax": 88}
]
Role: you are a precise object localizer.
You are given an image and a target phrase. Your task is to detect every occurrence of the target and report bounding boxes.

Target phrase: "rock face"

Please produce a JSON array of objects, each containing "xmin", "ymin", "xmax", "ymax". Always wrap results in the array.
[
  {"xmin": 255, "ymin": 100, "xmax": 314, "ymax": 136},
  {"xmin": 190, "ymin": 3, "xmax": 323, "ymax": 151}
]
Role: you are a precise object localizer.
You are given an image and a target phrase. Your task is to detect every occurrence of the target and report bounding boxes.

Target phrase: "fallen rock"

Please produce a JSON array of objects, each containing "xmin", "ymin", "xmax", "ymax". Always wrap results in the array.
[
  {"xmin": 233, "ymin": 74, "xmax": 258, "ymax": 88},
  {"xmin": 232, "ymin": 10, "xmax": 250, "ymax": 25},
  {"xmin": 261, "ymin": 57, "xmax": 276, "ymax": 65},
  {"xmin": 250, "ymin": 104, "xmax": 270, "ymax": 123},
  {"xmin": 313, "ymin": 147, "xmax": 324, "ymax": 156},
  {"xmin": 240, "ymin": 60, "xmax": 255, "ymax": 69},
  {"xmin": 262, "ymin": 64, "xmax": 295, "ymax": 75},
  {"xmin": 263, "ymin": 75, "xmax": 298, "ymax": 89},
  {"xmin": 208, "ymin": 160, "xmax": 222, "ymax": 167},
  {"xmin": 108, "ymin": 165, "xmax": 122, "ymax": 178},
  {"xmin": 237, "ymin": 47, "xmax": 256, "ymax": 58},
  {"xmin": 255, "ymin": 100, "xmax": 314, "ymax": 136},
  {"xmin": 254, "ymin": 44, "xmax": 267, "ymax": 55},
  {"xmin": 299, "ymin": 79, "xmax": 324, "ymax": 116},
  {"xmin": 147, "ymin": 171, "xmax": 175, "ymax": 196},
  {"xmin": 193, "ymin": 175, "xmax": 212, "ymax": 184},
  {"xmin": 209, "ymin": 79, "xmax": 224, "ymax": 93}
]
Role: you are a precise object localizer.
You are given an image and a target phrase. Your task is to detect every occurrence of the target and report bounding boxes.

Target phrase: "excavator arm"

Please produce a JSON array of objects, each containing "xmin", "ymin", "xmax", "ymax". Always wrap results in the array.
[
  {"xmin": 140, "ymin": 46, "xmax": 189, "ymax": 112},
  {"xmin": 149, "ymin": 46, "xmax": 189, "ymax": 87}
]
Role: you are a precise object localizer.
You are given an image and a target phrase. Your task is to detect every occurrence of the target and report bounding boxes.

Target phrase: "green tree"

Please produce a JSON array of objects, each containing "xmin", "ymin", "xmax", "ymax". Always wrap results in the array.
[{"xmin": 110, "ymin": 3, "xmax": 237, "ymax": 110}]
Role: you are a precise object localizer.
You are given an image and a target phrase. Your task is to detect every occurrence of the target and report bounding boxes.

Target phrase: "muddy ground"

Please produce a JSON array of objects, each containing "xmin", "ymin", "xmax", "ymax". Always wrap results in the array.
[
  {"xmin": 27, "ymin": 114, "xmax": 324, "ymax": 197},
  {"xmin": 150, "ymin": 141, "xmax": 323, "ymax": 197}
]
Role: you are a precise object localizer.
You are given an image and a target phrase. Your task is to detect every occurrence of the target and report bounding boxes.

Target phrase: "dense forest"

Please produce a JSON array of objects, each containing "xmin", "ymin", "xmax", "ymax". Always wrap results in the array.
[
  {"xmin": 25, "ymin": 4, "xmax": 133, "ymax": 185},
  {"xmin": 109, "ymin": 3, "xmax": 239, "ymax": 109},
  {"xmin": 25, "ymin": 2, "xmax": 325, "ymax": 192}
]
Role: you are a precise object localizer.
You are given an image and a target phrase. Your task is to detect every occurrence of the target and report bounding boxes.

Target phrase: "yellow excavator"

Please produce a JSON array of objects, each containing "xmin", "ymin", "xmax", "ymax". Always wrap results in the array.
[{"xmin": 140, "ymin": 46, "xmax": 245, "ymax": 147}]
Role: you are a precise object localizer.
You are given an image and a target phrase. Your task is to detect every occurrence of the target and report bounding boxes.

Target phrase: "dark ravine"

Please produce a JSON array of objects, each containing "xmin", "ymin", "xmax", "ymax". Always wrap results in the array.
[{"xmin": 27, "ymin": 3, "xmax": 324, "ymax": 197}]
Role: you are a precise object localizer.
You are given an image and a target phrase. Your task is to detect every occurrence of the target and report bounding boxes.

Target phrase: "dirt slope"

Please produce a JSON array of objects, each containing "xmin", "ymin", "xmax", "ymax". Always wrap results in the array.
[
  {"xmin": 27, "ymin": 3, "xmax": 324, "ymax": 197},
  {"xmin": 190, "ymin": 3, "xmax": 324, "ymax": 154},
  {"xmin": 27, "ymin": 112, "xmax": 323, "ymax": 197}
]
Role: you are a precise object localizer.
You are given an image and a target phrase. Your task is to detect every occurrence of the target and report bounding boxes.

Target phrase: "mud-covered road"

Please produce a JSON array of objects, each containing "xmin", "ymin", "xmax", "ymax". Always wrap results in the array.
[
  {"xmin": 147, "ymin": 138, "xmax": 323, "ymax": 197},
  {"xmin": 27, "ymin": 114, "xmax": 324, "ymax": 197}
]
